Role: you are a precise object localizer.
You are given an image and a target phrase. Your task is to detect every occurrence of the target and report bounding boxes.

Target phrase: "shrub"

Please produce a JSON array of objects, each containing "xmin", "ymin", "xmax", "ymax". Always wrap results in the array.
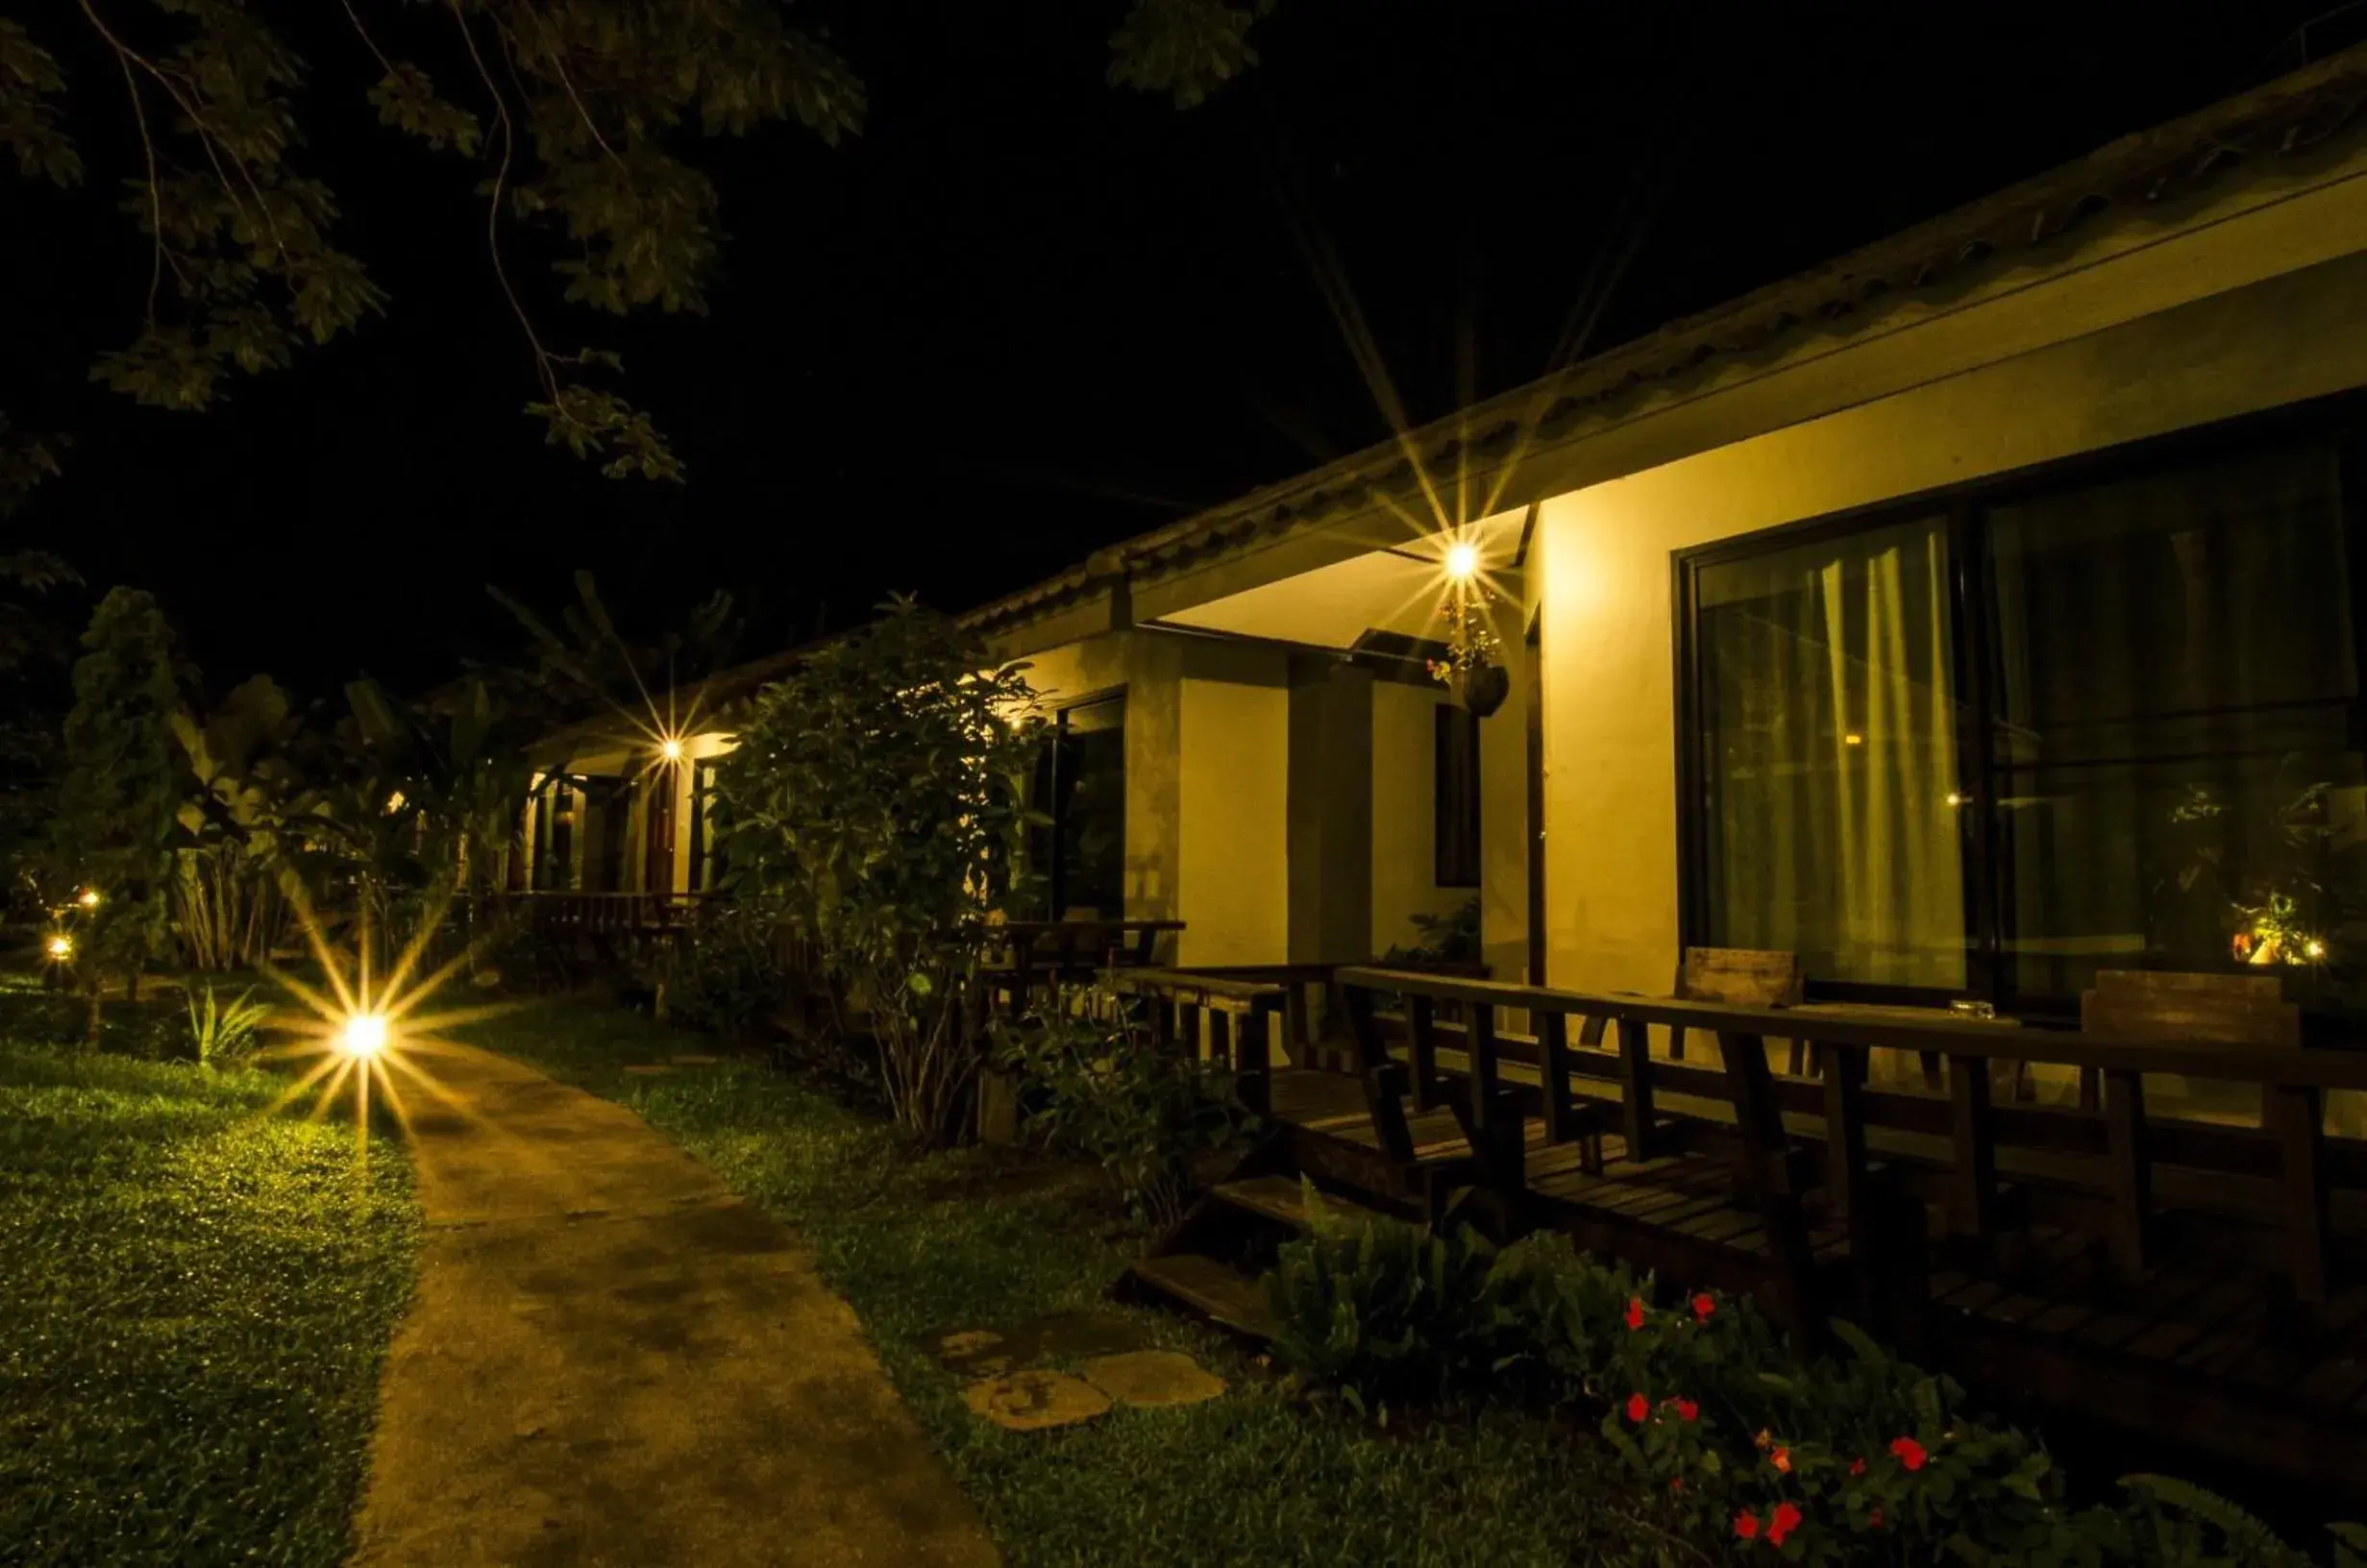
[
  {"xmin": 993, "ymin": 997, "xmax": 1256, "ymax": 1231},
  {"xmin": 715, "ymin": 600, "xmax": 1043, "ymax": 1146}
]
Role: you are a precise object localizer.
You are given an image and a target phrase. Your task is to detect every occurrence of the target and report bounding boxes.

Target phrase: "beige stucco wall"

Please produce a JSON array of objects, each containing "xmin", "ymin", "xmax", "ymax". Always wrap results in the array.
[
  {"xmin": 1370, "ymin": 680, "xmax": 1464, "ymax": 954},
  {"xmin": 1177, "ymin": 676, "xmax": 1291, "ymax": 966},
  {"xmin": 1537, "ymin": 241, "xmax": 2367, "ymax": 996}
]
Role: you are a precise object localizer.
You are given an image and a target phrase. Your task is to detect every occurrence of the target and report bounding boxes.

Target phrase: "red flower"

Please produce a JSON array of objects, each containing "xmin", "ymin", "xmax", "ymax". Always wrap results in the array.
[
  {"xmin": 1624, "ymin": 1296, "xmax": 1646, "ymax": 1331},
  {"xmin": 1691, "ymin": 1292, "xmax": 1715, "ymax": 1322},
  {"xmin": 1733, "ymin": 1510, "xmax": 1760, "ymax": 1541},
  {"xmin": 1668, "ymin": 1477, "xmax": 1685, "ymax": 1495},
  {"xmin": 1889, "ymin": 1435, "xmax": 1928, "ymax": 1472},
  {"xmin": 1770, "ymin": 1445, "xmax": 1792, "ymax": 1474},
  {"xmin": 1625, "ymin": 1392, "xmax": 1651, "ymax": 1424},
  {"xmin": 1767, "ymin": 1503, "xmax": 1803, "ymax": 1547},
  {"xmin": 1670, "ymin": 1397, "xmax": 1699, "ymax": 1423},
  {"xmin": 1849, "ymin": 1457, "xmax": 1866, "ymax": 1477},
  {"xmin": 1868, "ymin": 1508, "xmax": 1885, "ymax": 1530}
]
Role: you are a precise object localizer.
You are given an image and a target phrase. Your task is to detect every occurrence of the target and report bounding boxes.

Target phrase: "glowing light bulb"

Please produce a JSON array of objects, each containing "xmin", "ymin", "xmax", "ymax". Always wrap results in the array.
[
  {"xmin": 1843, "ymin": 733, "xmax": 1864, "ymax": 747},
  {"xmin": 77, "ymin": 888, "xmax": 100, "ymax": 909},
  {"xmin": 45, "ymin": 934, "xmax": 73, "ymax": 960},
  {"xmin": 660, "ymin": 737, "xmax": 684, "ymax": 763},
  {"xmin": 1443, "ymin": 542, "xmax": 1480, "ymax": 581},
  {"xmin": 2307, "ymin": 939, "xmax": 2328, "ymax": 961},
  {"xmin": 339, "ymin": 1014, "xmax": 389, "ymax": 1058}
]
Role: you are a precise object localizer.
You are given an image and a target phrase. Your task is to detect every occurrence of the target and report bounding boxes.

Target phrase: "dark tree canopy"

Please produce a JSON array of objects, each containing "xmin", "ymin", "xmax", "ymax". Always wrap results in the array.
[{"xmin": 0, "ymin": 0, "xmax": 1270, "ymax": 513}]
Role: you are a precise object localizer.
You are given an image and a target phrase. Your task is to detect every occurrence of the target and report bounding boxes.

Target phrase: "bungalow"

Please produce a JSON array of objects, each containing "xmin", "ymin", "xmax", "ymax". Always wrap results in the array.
[{"xmin": 530, "ymin": 43, "xmax": 2367, "ymax": 1029}]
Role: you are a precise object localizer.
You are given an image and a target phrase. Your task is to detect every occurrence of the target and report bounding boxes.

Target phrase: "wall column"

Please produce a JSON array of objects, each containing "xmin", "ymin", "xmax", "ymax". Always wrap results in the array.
[{"xmin": 1288, "ymin": 658, "xmax": 1373, "ymax": 964}]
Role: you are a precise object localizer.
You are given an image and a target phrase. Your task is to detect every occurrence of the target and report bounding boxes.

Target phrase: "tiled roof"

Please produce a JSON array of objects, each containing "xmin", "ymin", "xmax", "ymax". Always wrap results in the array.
[{"xmin": 961, "ymin": 41, "xmax": 2367, "ymax": 638}]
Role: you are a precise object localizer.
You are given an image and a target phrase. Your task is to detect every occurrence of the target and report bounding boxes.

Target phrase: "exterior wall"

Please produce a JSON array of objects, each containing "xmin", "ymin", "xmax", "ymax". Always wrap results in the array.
[
  {"xmin": 1178, "ymin": 675, "xmax": 1290, "ymax": 966},
  {"xmin": 1370, "ymin": 680, "xmax": 1465, "ymax": 955},
  {"xmin": 1019, "ymin": 629, "xmax": 1184, "ymax": 926},
  {"xmin": 1536, "ymin": 243, "xmax": 2367, "ymax": 995}
]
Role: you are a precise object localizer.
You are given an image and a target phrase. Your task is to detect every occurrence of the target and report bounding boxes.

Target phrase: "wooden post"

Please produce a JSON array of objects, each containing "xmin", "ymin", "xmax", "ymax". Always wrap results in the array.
[
  {"xmin": 1617, "ymin": 1017, "xmax": 1657, "ymax": 1161},
  {"xmin": 1821, "ymin": 1042, "xmax": 1871, "ymax": 1245},
  {"xmin": 1238, "ymin": 998, "xmax": 1275, "ymax": 1117},
  {"xmin": 2102, "ymin": 1069, "xmax": 2151, "ymax": 1285},
  {"xmin": 1539, "ymin": 1011, "xmax": 1576, "ymax": 1143},
  {"xmin": 1718, "ymin": 1030, "xmax": 1821, "ymax": 1336},
  {"xmin": 1408, "ymin": 994, "xmax": 1442, "ymax": 1113},
  {"xmin": 1949, "ymin": 1054, "xmax": 1998, "ymax": 1245},
  {"xmin": 1467, "ymin": 1002, "xmax": 1522, "ymax": 1190},
  {"xmin": 1342, "ymin": 983, "xmax": 1417, "ymax": 1164},
  {"xmin": 2268, "ymin": 1084, "xmax": 2331, "ymax": 1305}
]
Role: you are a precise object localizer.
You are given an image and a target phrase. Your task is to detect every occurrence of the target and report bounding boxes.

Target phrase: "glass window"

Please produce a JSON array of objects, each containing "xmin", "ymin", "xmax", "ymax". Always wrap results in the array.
[
  {"xmin": 1034, "ymin": 695, "xmax": 1127, "ymax": 919},
  {"xmin": 1987, "ymin": 442, "xmax": 2362, "ymax": 998},
  {"xmin": 1695, "ymin": 515, "xmax": 1967, "ymax": 989},
  {"xmin": 1435, "ymin": 704, "xmax": 1482, "ymax": 888}
]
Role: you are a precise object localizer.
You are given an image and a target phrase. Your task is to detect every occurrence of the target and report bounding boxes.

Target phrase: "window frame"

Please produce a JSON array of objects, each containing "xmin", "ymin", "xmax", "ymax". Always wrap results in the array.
[
  {"xmin": 1673, "ymin": 389, "xmax": 2367, "ymax": 1018},
  {"xmin": 1038, "ymin": 687, "xmax": 1128, "ymax": 919}
]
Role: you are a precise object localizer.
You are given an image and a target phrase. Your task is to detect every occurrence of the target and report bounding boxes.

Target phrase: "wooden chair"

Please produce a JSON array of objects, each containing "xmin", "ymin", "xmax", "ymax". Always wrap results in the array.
[
  {"xmin": 1665, "ymin": 948, "xmax": 1803, "ymax": 1066},
  {"xmin": 2077, "ymin": 970, "xmax": 2299, "ymax": 1110},
  {"xmin": 2076, "ymin": 970, "xmax": 2301, "ymax": 1285}
]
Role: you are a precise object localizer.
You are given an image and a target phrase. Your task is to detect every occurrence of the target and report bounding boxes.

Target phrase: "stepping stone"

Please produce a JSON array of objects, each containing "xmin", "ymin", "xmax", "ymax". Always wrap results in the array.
[
  {"xmin": 926, "ymin": 1311, "xmax": 1149, "ymax": 1376},
  {"xmin": 961, "ymin": 1370, "xmax": 1109, "ymax": 1432},
  {"xmin": 1081, "ymin": 1350, "xmax": 1226, "ymax": 1409}
]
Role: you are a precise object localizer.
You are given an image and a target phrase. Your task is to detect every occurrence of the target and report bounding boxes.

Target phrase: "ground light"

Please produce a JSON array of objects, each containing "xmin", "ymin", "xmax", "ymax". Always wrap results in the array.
[
  {"xmin": 339, "ymin": 1013, "xmax": 390, "ymax": 1058},
  {"xmin": 76, "ymin": 888, "xmax": 100, "ymax": 909}
]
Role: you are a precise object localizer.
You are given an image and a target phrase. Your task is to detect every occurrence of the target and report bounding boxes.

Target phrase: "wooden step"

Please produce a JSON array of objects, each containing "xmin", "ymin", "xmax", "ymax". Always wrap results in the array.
[
  {"xmin": 1213, "ymin": 1174, "xmax": 1394, "ymax": 1233},
  {"xmin": 1127, "ymin": 1252, "xmax": 1277, "ymax": 1338}
]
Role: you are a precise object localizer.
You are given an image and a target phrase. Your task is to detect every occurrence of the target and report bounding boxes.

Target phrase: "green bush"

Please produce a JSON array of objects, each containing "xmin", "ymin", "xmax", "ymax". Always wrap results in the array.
[
  {"xmin": 1261, "ymin": 1213, "xmax": 2362, "ymax": 1565},
  {"xmin": 664, "ymin": 905, "xmax": 787, "ymax": 1041},
  {"xmin": 993, "ymin": 998, "xmax": 1256, "ymax": 1231}
]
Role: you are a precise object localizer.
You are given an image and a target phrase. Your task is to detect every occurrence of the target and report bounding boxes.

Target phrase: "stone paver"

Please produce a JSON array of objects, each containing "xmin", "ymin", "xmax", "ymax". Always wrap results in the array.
[
  {"xmin": 959, "ymin": 1371, "xmax": 1111, "ymax": 1433},
  {"xmin": 352, "ymin": 1040, "xmax": 997, "ymax": 1568},
  {"xmin": 1080, "ymin": 1351, "xmax": 1226, "ymax": 1409}
]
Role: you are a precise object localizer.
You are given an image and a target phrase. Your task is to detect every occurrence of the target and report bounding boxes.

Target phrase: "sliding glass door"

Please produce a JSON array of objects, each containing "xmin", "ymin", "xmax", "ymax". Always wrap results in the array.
[{"xmin": 1682, "ymin": 404, "xmax": 2367, "ymax": 1017}]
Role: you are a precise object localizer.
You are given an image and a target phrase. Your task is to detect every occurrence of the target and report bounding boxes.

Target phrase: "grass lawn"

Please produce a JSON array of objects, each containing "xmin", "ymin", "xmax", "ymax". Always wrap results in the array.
[
  {"xmin": 0, "ymin": 1033, "xmax": 419, "ymax": 1567},
  {"xmin": 481, "ymin": 1002, "xmax": 1657, "ymax": 1568}
]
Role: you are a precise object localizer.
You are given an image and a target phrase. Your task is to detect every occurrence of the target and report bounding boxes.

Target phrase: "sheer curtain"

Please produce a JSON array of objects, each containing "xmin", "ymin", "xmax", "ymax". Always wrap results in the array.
[{"xmin": 1702, "ymin": 517, "xmax": 1964, "ymax": 989}]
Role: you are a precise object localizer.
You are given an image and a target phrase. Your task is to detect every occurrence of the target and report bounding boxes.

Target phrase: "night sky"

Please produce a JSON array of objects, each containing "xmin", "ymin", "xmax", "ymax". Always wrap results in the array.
[{"xmin": 4, "ymin": 1, "xmax": 2351, "ymax": 699}]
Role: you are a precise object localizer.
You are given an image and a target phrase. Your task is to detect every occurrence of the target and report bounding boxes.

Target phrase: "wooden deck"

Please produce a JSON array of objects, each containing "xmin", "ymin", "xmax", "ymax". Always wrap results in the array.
[{"xmin": 1268, "ymin": 1063, "xmax": 2367, "ymax": 1501}]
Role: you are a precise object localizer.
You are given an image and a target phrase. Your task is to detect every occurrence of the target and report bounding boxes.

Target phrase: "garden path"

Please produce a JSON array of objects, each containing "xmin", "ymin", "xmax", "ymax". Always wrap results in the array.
[{"xmin": 350, "ymin": 1039, "xmax": 998, "ymax": 1568}]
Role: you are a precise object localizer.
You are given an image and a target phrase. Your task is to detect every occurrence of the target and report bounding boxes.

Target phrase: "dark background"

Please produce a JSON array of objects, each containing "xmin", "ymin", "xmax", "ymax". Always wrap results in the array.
[{"xmin": 5, "ymin": 0, "xmax": 2355, "ymax": 697}]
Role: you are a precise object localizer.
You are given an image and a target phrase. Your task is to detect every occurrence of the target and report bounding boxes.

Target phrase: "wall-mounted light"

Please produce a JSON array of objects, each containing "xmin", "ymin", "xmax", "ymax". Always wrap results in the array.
[
  {"xmin": 659, "ymin": 736, "xmax": 684, "ymax": 763},
  {"xmin": 45, "ymin": 933, "xmax": 73, "ymax": 961},
  {"xmin": 1443, "ymin": 541, "xmax": 1480, "ymax": 582},
  {"xmin": 1843, "ymin": 733, "xmax": 1864, "ymax": 747}
]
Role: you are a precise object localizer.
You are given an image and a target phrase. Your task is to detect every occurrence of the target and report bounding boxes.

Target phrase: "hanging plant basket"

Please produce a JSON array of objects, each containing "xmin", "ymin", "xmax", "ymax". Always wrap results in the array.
[{"xmin": 1456, "ymin": 662, "xmax": 1510, "ymax": 720}]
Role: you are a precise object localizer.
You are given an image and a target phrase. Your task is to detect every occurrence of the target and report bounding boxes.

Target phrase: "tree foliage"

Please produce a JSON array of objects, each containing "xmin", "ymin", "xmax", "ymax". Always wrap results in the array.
[
  {"xmin": 715, "ymin": 598, "xmax": 1043, "ymax": 1145},
  {"xmin": 1, "ymin": 1, "xmax": 1273, "ymax": 505}
]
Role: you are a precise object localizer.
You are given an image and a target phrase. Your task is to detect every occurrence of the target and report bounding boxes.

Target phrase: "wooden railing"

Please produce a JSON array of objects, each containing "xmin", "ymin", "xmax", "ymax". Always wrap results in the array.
[
  {"xmin": 1334, "ymin": 967, "xmax": 2367, "ymax": 1309},
  {"xmin": 491, "ymin": 890, "xmax": 722, "ymax": 933}
]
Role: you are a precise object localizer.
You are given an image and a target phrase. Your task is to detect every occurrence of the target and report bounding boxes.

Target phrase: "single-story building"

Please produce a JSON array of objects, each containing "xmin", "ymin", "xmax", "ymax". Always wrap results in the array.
[{"xmin": 526, "ymin": 42, "xmax": 2367, "ymax": 1030}]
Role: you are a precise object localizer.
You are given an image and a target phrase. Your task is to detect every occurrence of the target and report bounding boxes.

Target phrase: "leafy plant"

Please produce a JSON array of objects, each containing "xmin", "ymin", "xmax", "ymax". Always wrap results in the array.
[
  {"xmin": 186, "ymin": 982, "xmax": 271, "ymax": 1065},
  {"xmin": 715, "ymin": 599, "xmax": 1044, "ymax": 1145},
  {"xmin": 991, "ymin": 995, "xmax": 1256, "ymax": 1230},
  {"xmin": 1380, "ymin": 895, "xmax": 1483, "ymax": 968}
]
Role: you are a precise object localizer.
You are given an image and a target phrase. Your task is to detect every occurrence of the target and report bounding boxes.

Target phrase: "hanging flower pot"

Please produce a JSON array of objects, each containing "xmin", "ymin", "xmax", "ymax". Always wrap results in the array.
[{"xmin": 1459, "ymin": 661, "xmax": 1510, "ymax": 719}]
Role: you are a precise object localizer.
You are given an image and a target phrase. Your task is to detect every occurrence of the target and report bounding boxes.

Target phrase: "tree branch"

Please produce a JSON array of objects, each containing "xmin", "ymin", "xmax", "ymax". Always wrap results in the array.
[{"xmin": 445, "ymin": 0, "xmax": 562, "ymax": 406}]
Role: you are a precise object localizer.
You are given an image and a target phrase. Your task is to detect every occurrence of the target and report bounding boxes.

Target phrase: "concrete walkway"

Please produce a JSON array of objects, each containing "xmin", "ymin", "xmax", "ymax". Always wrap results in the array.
[{"xmin": 351, "ymin": 1041, "xmax": 998, "ymax": 1568}]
